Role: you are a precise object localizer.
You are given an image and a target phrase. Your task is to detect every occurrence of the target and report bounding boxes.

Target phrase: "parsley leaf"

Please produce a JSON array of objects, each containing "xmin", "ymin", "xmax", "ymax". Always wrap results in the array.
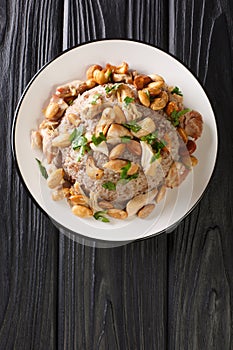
[
  {"xmin": 123, "ymin": 120, "xmax": 141, "ymax": 133},
  {"xmin": 171, "ymin": 86, "xmax": 183, "ymax": 96},
  {"xmin": 91, "ymin": 132, "xmax": 106, "ymax": 146},
  {"xmin": 121, "ymin": 136, "xmax": 132, "ymax": 143},
  {"xmin": 69, "ymin": 125, "xmax": 90, "ymax": 160},
  {"xmin": 35, "ymin": 158, "xmax": 48, "ymax": 179},
  {"xmin": 105, "ymin": 83, "xmax": 122, "ymax": 94},
  {"xmin": 141, "ymin": 131, "xmax": 158, "ymax": 145},
  {"xmin": 141, "ymin": 132, "xmax": 166, "ymax": 160},
  {"xmin": 120, "ymin": 161, "xmax": 139, "ymax": 182},
  {"xmin": 93, "ymin": 211, "xmax": 110, "ymax": 223},
  {"xmin": 102, "ymin": 181, "xmax": 116, "ymax": 191},
  {"xmin": 90, "ymin": 93, "xmax": 101, "ymax": 105},
  {"xmin": 170, "ymin": 108, "xmax": 190, "ymax": 127},
  {"xmin": 123, "ymin": 96, "xmax": 135, "ymax": 105}
]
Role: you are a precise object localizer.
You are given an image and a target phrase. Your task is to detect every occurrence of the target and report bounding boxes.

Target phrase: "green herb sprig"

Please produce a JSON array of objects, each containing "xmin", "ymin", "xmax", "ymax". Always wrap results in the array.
[
  {"xmin": 171, "ymin": 86, "xmax": 183, "ymax": 96},
  {"xmin": 93, "ymin": 211, "xmax": 110, "ymax": 223},
  {"xmin": 90, "ymin": 93, "xmax": 101, "ymax": 105},
  {"xmin": 170, "ymin": 108, "xmax": 190, "ymax": 127},
  {"xmin": 69, "ymin": 125, "xmax": 91, "ymax": 161},
  {"xmin": 105, "ymin": 83, "xmax": 122, "ymax": 94},
  {"xmin": 123, "ymin": 120, "xmax": 141, "ymax": 133},
  {"xmin": 91, "ymin": 132, "xmax": 106, "ymax": 146},
  {"xmin": 120, "ymin": 161, "xmax": 139, "ymax": 182},
  {"xmin": 35, "ymin": 158, "xmax": 48, "ymax": 179},
  {"xmin": 123, "ymin": 96, "xmax": 135, "ymax": 105},
  {"xmin": 102, "ymin": 181, "xmax": 116, "ymax": 191}
]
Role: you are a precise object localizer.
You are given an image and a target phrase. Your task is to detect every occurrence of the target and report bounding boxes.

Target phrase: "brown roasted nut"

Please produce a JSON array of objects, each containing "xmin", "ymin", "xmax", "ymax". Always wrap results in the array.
[
  {"xmin": 52, "ymin": 188, "xmax": 65, "ymax": 201},
  {"xmin": 31, "ymin": 131, "xmax": 42, "ymax": 149},
  {"xmin": 149, "ymin": 74, "xmax": 165, "ymax": 84},
  {"xmin": 47, "ymin": 168, "xmax": 64, "ymax": 189},
  {"xmin": 93, "ymin": 69, "xmax": 109, "ymax": 85},
  {"xmin": 39, "ymin": 120, "xmax": 59, "ymax": 130},
  {"xmin": 115, "ymin": 62, "xmax": 129, "ymax": 74},
  {"xmin": 133, "ymin": 74, "xmax": 152, "ymax": 90},
  {"xmin": 72, "ymin": 205, "xmax": 93, "ymax": 218},
  {"xmin": 107, "ymin": 124, "xmax": 132, "ymax": 139},
  {"xmin": 69, "ymin": 194, "xmax": 89, "ymax": 206},
  {"xmin": 126, "ymin": 188, "xmax": 158, "ymax": 217},
  {"xmin": 147, "ymin": 81, "xmax": 164, "ymax": 92},
  {"xmin": 109, "ymin": 144, "xmax": 126, "ymax": 159},
  {"xmin": 86, "ymin": 78, "xmax": 97, "ymax": 89},
  {"xmin": 117, "ymin": 84, "xmax": 135, "ymax": 102},
  {"xmin": 96, "ymin": 107, "xmax": 116, "ymax": 135},
  {"xmin": 137, "ymin": 204, "xmax": 155, "ymax": 218},
  {"xmin": 103, "ymin": 159, "xmax": 128, "ymax": 172},
  {"xmin": 86, "ymin": 156, "xmax": 104, "ymax": 180},
  {"xmin": 113, "ymin": 105, "xmax": 127, "ymax": 123},
  {"xmin": 138, "ymin": 90, "xmax": 150, "ymax": 107},
  {"xmin": 98, "ymin": 201, "xmax": 114, "ymax": 209},
  {"xmin": 67, "ymin": 113, "xmax": 81, "ymax": 126},
  {"xmin": 179, "ymin": 110, "xmax": 203, "ymax": 140},
  {"xmin": 150, "ymin": 91, "xmax": 168, "ymax": 111},
  {"xmin": 156, "ymin": 185, "xmax": 166, "ymax": 203},
  {"xmin": 165, "ymin": 162, "xmax": 189, "ymax": 188},
  {"xmin": 127, "ymin": 140, "xmax": 142, "ymax": 156},
  {"xmin": 107, "ymin": 209, "xmax": 128, "ymax": 220},
  {"xmin": 131, "ymin": 117, "xmax": 156, "ymax": 138},
  {"xmin": 45, "ymin": 102, "xmax": 59, "ymax": 119},
  {"xmin": 127, "ymin": 162, "xmax": 139, "ymax": 175},
  {"xmin": 165, "ymin": 101, "xmax": 179, "ymax": 116},
  {"xmin": 187, "ymin": 140, "xmax": 197, "ymax": 154},
  {"xmin": 52, "ymin": 133, "xmax": 71, "ymax": 147},
  {"xmin": 177, "ymin": 127, "xmax": 188, "ymax": 144},
  {"xmin": 190, "ymin": 155, "xmax": 198, "ymax": 167},
  {"xmin": 86, "ymin": 64, "xmax": 102, "ymax": 79}
]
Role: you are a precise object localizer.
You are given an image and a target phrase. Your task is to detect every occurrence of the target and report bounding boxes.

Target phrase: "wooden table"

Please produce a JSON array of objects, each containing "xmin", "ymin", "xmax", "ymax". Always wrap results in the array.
[{"xmin": 1, "ymin": 0, "xmax": 233, "ymax": 349}]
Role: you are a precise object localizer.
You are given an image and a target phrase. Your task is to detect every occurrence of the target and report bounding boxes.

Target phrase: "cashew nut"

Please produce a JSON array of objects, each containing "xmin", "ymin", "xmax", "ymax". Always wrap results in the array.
[
  {"xmin": 127, "ymin": 140, "xmax": 142, "ymax": 156},
  {"xmin": 86, "ymin": 64, "xmax": 102, "ymax": 79},
  {"xmin": 133, "ymin": 75, "xmax": 152, "ymax": 90},
  {"xmin": 72, "ymin": 205, "xmax": 93, "ymax": 218},
  {"xmin": 107, "ymin": 209, "xmax": 128, "ymax": 220},
  {"xmin": 107, "ymin": 124, "xmax": 132, "ymax": 139},
  {"xmin": 47, "ymin": 168, "xmax": 64, "ymax": 189},
  {"xmin": 109, "ymin": 143, "xmax": 126, "ymax": 159},
  {"xmin": 86, "ymin": 156, "xmax": 104, "ymax": 180},
  {"xmin": 138, "ymin": 90, "xmax": 150, "ymax": 107},
  {"xmin": 126, "ymin": 188, "xmax": 158, "ymax": 217}
]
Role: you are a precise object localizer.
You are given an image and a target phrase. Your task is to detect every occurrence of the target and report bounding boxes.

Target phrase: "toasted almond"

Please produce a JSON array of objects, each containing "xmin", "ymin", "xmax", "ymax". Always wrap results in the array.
[
  {"xmin": 103, "ymin": 159, "xmax": 128, "ymax": 172},
  {"xmin": 107, "ymin": 124, "xmax": 132, "ymax": 139},
  {"xmin": 98, "ymin": 201, "xmax": 114, "ymax": 209},
  {"xmin": 72, "ymin": 205, "xmax": 93, "ymax": 218},
  {"xmin": 113, "ymin": 105, "xmax": 127, "ymax": 123},
  {"xmin": 107, "ymin": 209, "xmax": 128, "ymax": 220},
  {"xmin": 137, "ymin": 204, "xmax": 155, "ymax": 218},
  {"xmin": 47, "ymin": 168, "xmax": 64, "ymax": 189},
  {"xmin": 126, "ymin": 188, "xmax": 158, "ymax": 217},
  {"xmin": 156, "ymin": 185, "xmax": 166, "ymax": 203},
  {"xmin": 45, "ymin": 102, "xmax": 59, "ymax": 119},
  {"xmin": 109, "ymin": 143, "xmax": 126, "ymax": 159},
  {"xmin": 69, "ymin": 194, "xmax": 89, "ymax": 206},
  {"xmin": 127, "ymin": 140, "xmax": 142, "ymax": 156}
]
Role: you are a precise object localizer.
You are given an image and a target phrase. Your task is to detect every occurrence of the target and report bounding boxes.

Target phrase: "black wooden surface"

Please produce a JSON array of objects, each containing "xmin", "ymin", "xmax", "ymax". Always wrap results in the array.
[{"xmin": 0, "ymin": 0, "xmax": 233, "ymax": 349}]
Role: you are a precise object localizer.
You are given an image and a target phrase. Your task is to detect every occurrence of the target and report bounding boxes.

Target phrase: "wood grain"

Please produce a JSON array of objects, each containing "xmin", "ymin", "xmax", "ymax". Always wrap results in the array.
[
  {"xmin": 0, "ymin": 1, "xmax": 64, "ymax": 348},
  {"xmin": 168, "ymin": 0, "xmax": 233, "ymax": 348}
]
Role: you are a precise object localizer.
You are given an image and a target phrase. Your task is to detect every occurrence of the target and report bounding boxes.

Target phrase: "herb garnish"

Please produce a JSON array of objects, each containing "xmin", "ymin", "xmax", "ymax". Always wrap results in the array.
[
  {"xmin": 170, "ymin": 108, "xmax": 190, "ymax": 127},
  {"xmin": 93, "ymin": 211, "xmax": 110, "ymax": 223},
  {"xmin": 91, "ymin": 132, "xmax": 106, "ymax": 146},
  {"xmin": 90, "ymin": 93, "xmax": 101, "ymax": 105},
  {"xmin": 123, "ymin": 96, "xmax": 135, "ymax": 105},
  {"xmin": 171, "ymin": 86, "xmax": 183, "ymax": 96},
  {"xmin": 141, "ymin": 132, "xmax": 166, "ymax": 161},
  {"xmin": 102, "ymin": 181, "xmax": 116, "ymax": 191},
  {"xmin": 120, "ymin": 161, "xmax": 139, "ymax": 182},
  {"xmin": 123, "ymin": 120, "xmax": 141, "ymax": 133},
  {"xmin": 35, "ymin": 158, "xmax": 48, "ymax": 179},
  {"xmin": 69, "ymin": 125, "xmax": 91, "ymax": 161},
  {"xmin": 105, "ymin": 83, "xmax": 122, "ymax": 94},
  {"xmin": 121, "ymin": 136, "xmax": 132, "ymax": 143}
]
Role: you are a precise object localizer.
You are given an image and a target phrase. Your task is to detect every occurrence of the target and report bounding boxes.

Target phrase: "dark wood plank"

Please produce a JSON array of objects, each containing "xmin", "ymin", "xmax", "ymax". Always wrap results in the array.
[
  {"xmin": 58, "ymin": 0, "xmax": 169, "ymax": 349},
  {"xmin": 168, "ymin": 0, "xmax": 233, "ymax": 348},
  {"xmin": 0, "ymin": 1, "xmax": 64, "ymax": 348}
]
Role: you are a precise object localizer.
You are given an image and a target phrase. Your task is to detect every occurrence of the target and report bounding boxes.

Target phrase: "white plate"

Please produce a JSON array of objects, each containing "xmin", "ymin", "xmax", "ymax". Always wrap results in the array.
[{"xmin": 12, "ymin": 39, "xmax": 218, "ymax": 242}]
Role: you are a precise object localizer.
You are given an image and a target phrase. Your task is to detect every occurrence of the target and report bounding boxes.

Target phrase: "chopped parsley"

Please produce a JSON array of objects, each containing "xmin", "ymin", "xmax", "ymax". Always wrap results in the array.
[
  {"xmin": 141, "ymin": 131, "xmax": 158, "ymax": 145},
  {"xmin": 170, "ymin": 108, "xmax": 190, "ymax": 127},
  {"xmin": 102, "ymin": 181, "xmax": 116, "ymax": 191},
  {"xmin": 105, "ymin": 83, "xmax": 122, "ymax": 94},
  {"xmin": 35, "ymin": 158, "xmax": 48, "ymax": 179},
  {"xmin": 123, "ymin": 96, "xmax": 135, "ymax": 105},
  {"xmin": 69, "ymin": 125, "xmax": 90, "ymax": 161},
  {"xmin": 121, "ymin": 136, "xmax": 132, "ymax": 143},
  {"xmin": 93, "ymin": 211, "xmax": 110, "ymax": 223},
  {"xmin": 145, "ymin": 89, "xmax": 155, "ymax": 102},
  {"xmin": 120, "ymin": 161, "xmax": 139, "ymax": 182},
  {"xmin": 123, "ymin": 120, "xmax": 141, "ymax": 133},
  {"xmin": 91, "ymin": 132, "xmax": 106, "ymax": 146},
  {"xmin": 171, "ymin": 86, "xmax": 183, "ymax": 96},
  {"xmin": 90, "ymin": 93, "xmax": 101, "ymax": 105},
  {"xmin": 141, "ymin": 132, "xmax": 166, "ymax": 161}
]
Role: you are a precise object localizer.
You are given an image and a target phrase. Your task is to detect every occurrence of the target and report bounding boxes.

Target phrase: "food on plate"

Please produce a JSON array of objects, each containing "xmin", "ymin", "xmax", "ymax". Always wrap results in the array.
[{"xmin": 31, "ymin": 62, "xmax": 203, "ymax": 221}]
